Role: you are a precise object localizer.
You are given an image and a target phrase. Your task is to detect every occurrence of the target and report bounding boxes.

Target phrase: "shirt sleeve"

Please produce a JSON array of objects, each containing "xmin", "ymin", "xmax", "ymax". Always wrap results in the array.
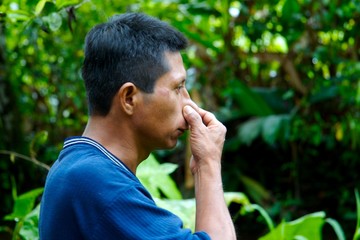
[{"xmin": 91, "ymin": 184, "xmax": 211, "ymax": 240}]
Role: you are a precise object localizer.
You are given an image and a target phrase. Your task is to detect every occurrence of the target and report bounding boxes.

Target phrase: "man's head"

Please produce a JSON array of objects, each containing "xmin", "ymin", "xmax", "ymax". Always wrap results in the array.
[{"xmin": 82, "ymin": 13, "xmax": 188, "ymax": 116}]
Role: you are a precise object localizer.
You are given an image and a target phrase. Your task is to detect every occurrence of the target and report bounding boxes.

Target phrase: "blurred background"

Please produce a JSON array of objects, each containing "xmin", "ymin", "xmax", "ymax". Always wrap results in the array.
[{"xmin": 1, "ymin": 0, "xmax": 360, "ymax": 239}]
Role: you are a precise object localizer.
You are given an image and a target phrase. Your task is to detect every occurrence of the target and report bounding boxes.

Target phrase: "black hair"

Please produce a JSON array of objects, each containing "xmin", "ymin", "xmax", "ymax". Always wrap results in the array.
[{"xmin": 81, "ymin": 12, "xmax": 188, "ymax": 116}]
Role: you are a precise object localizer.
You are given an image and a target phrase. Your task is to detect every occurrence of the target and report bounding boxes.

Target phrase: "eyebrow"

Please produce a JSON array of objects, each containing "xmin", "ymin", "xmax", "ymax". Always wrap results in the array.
[{"xmin": 174, "ymin": 79, "xmax": 185, "ymax": 87}]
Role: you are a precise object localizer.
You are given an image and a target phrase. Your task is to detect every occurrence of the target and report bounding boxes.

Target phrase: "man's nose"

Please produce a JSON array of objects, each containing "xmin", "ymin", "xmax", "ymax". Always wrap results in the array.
[
  {"xmin": 182, "ymin": 89, "xmax": 193, "ymax": 106},
  {"xmin": 185, "ymin": 98, "xmax": 197, "ymax": 108},
  {"xmin": 181, "ymin": 97, "xmax": 198, "ymax": 130}
]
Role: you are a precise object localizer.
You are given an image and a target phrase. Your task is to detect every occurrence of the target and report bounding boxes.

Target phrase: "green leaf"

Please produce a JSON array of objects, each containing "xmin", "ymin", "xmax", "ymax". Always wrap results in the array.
[
  {"xmin": 183, "ymin": 2, "xmax": 221, "ymax": 17},
  {"xmin": 19, "ymin": 204, "xmax": 41, "ymax": 240},
  {"xmin": 227, "ymin": 81, "xmax": 273, "ymax": 117},
  {"xmin": 4, "ymin": 188, "xmax": 43, "ymax": 221},
  {"xmin": 325, "ymin": 218, "xmax": 345, "ymax": 240},
  {"xmin": 154, "ymin": 198, "xmax": 196, "ymax": 231},
  {"xmin": 354, "ymin": 189, "xmax": 360, "ymax": 240},
  {"xmin": 7, "ymin": 10, "xmax": 32, "ymax": 22},
  {"xmin": 154, "ymin": 192, "xmax": 250, "ymax": 231},
  {"xmin": 137, "ymin": 154, "xmax": 182, "ymax": 200},
  {"xmin": 35, "ymin": 0, "xmax": 49, "ymax": 15},
  {"xmin": 42, "ymin": 12, "xmax": 62, "ymax": 32},
  {"xmin": 309, "ymin": 86, "xmax": 339, "ymax": 104},
  {"xmin": 224, "ymin": 192, "xmax": 251, "ymax": 207},
  {"xmin": 260, "ymin": 212, "xmax": 326, "ymax": 240},
  {"xmin": 252, "ymin": 87, "xmax": 294, "ymax": 113},
  {"xmin": 237, "ymin": 118, "xmax": 263, "ymax": 146},
  {"xmin": 30, "ymin": 130, "xmax": 48, "ymax": 158},
  {"xmin": 239, "ymin": 175, "xmax": 271, "ymax": 204},
  {"xmin": 55, "ymin": 0, "xmax": 82, "ymax": 9},
  {"xmin": 282, "ymin": 0, "xmax": 300, "ymax": 20},
  {"xmin": 261, "ymin": 115, "xmax": 286, "ymax": 145},
  {"xmin": 243, "ymin": 204, "xmax": 275, "ymax": 232},
  {"xmin": 237, "ymin": 114, "xmax": 291, "ymax": 146}
]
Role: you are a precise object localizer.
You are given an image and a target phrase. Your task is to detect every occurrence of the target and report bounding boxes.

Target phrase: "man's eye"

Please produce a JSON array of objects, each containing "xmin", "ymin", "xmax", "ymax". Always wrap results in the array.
[{"xmin": 176, "ymin": 85, "xmax": 184, "ymax": 90}]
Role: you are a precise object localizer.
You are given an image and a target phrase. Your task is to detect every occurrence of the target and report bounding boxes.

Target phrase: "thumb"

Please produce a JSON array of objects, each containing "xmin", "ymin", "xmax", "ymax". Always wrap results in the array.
[{"xmin": 183, "ymin": 105, "xmax": 201, "ymax": 128}]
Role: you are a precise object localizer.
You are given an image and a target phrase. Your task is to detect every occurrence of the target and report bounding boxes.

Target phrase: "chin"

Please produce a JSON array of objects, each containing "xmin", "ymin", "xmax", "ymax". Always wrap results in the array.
[{"xmin": 156, "ymin": 140, "xmax": 178, "ymax": 150}]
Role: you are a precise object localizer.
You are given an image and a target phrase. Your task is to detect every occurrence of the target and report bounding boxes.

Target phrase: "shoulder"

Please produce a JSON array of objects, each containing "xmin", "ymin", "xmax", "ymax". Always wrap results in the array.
[{"xmin": 45, "ymin": 141, "xmax": 141, "ymax": 203}]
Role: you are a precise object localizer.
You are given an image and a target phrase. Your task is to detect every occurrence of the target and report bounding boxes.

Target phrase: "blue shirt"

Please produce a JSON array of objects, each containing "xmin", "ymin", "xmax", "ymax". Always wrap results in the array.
[{"xmin": 39, "ymin": 137, "xmax": 210, "ymax": 240}]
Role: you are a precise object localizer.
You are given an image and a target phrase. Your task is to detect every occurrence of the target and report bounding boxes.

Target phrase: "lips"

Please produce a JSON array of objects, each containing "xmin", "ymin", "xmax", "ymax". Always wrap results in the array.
[{"xmin": 176, "ymin": 129, "xmax": 186, "ymax": 137}]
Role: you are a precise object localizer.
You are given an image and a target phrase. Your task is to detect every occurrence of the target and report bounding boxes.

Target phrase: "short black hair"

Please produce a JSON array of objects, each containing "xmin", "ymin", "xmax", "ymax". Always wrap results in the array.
[{"xmin": 82, "ymin": 12, "xmax": 188, "ymax": 116}]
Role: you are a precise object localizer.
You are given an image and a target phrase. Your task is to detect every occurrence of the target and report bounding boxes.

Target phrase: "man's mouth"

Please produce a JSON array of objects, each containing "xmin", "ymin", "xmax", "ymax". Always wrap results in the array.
[{"xmin": 177, "ymin": 129, "xmax": 186, "ymax": 136}]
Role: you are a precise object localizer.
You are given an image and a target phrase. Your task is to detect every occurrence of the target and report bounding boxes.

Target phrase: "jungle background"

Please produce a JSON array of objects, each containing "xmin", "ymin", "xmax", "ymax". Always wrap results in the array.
[{"xmin": 1, "ymin": 0, "xmax": 360, "ymax": 239}]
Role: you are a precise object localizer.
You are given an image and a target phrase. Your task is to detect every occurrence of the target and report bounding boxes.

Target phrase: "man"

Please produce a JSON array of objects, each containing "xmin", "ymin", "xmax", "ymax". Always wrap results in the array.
[{"xmin": 39, "ymin": 12, "xmax": 236, "ymax": 240}]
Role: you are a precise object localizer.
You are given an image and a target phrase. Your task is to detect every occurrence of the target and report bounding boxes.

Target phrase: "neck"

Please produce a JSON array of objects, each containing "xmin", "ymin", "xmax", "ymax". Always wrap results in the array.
[{"xmin": 82, "ymin": 115, "xmax": 150, "ymax": 174}]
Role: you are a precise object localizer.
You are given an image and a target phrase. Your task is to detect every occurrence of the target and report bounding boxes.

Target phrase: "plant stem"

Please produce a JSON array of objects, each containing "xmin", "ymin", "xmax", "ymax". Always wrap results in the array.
[{"xmin": 0, "ymin": 150, "xmax": 50, "ymax": 171}]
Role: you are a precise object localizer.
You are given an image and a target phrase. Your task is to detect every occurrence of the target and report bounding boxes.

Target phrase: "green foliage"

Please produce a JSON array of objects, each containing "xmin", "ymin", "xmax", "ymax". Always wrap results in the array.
[
  {"xmin": 1, "ymin": 0, "xmax": 360, "ymax": 238},
  {"xmin": 354, "ymin": 189, "xmax": 360, "ymax": 240},
  {"xmin": 326, "ymin": 218, "xmax": 346, "ymax": 240},
  {"xmin": 1, "ymin": 153, "xmax": 358, "ymax": 240},
  {"xmin": 4, "ymin": 188, "xmax": 43, "ymax": 221},
  {"xmin": 137, "ymin": 155, "xmax": 252, "ymax": 232},
  {"xmin": 242, "ymin": 204, "xmax": 275, "ymax": 233},
  {"xmin": 237, "ymin": 174, "xmax": 271, "ymax": 206},
  {"xmin": 3, "ymin": 188, "xmax": 43, "ymax": 240},
  {"xmin": 235, "ymin": 114, "xmax": 291, "ymax": 147},
  {"xmin": 17, "ymin": 204, "xmax": 41, "ymax": 240},
  {"xmin": 260, "ymin": 212, "xmax": 326, "ymax": 240},
  {"xmin": 137, "ymin": 154, "xmax": 182, "ymax": 200},
  {"xmin": 256, "ymin": 211, "xmax": 346, "ymax": 240}
]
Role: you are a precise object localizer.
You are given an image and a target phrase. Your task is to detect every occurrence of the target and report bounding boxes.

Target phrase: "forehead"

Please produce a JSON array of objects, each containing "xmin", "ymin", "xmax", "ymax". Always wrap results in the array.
[{"xmin": 155, "ymin": 51, "xmax": 186, "ymax": 86}]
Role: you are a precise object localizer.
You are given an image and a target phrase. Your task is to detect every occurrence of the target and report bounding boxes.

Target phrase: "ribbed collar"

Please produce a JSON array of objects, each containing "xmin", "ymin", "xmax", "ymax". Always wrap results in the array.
[{"xmin": 63, "ymin": 136, "xmax": 133, "ymax": 175}]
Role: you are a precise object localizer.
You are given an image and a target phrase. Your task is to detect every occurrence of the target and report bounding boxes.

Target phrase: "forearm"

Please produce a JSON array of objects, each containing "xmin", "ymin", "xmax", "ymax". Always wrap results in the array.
[
  {"xmin": 182, "ymin": 105, "xmax": 236, "ymax": 239},
  {"xmin": 194, "ymin": 162, "xmax": 236, "ymax": 240}
]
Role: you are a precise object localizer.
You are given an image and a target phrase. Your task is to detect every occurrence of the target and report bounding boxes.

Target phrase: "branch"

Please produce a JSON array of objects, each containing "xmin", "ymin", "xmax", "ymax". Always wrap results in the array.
[{"xmin": 0, "ymin": 150, "xmax": 50, "ymax": 171}]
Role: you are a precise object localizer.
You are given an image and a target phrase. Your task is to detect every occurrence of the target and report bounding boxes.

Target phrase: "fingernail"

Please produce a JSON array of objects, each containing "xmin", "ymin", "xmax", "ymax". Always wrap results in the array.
[{"xmin": 184, "ymin": 105, "xmax": 193, "ymax": 114}]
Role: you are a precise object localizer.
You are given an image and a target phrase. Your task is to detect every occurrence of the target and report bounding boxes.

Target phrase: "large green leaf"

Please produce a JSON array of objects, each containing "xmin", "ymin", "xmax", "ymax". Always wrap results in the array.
[
  {"xmin": 252, "ymin": 87, "xmax": 294, "ymax": 114},
  {"xmin": 259, "ymin": 212, "xmax": 326, "ymax": 240},
  {"xmin": 137, "ymin": 154, "xmax": 182, "ymax": 200},
  {"xmin": 237, "ymin": 117, "xmax": 263, "ymax": 146},
  {"xmin": 4, "ymin": 188, "xmax": 43, "ymax": 221},
  {"xmin": 237, "ymin": 114, "xmax": 291, "ymax": 146},
  {"xmin": 261, "ymin": 114, "xmax": 290, "ymax": 145},
  {"xmin": 19, "ymin": 204, "xmax": 41, "ymax": 240},
  {"xmin": 226, "ymin": 80, "xmax": 273, "ymax": 117},
  {"xmin": 155, "ymin": 198, "xmax": 196, "ymax": 230},
  {"xmin": 155, "ymin": 192, "xmax": 250, "ymax": 231}
]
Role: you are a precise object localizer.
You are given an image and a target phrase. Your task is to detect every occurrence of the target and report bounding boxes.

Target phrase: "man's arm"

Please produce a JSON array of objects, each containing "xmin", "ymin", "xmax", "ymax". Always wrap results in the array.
[{"xmin": 183, "ymin": 105, "xmax": 237, "ymax": 240}]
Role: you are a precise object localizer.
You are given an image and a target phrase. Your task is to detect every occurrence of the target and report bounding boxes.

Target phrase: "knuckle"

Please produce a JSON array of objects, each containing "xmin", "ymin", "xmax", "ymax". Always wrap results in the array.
[
  {"xmin": 208, "ymin": 112, "xmax": 216, "ymax": 119},
  {"xmin": 222, "ymin": 125, "xmax": 227, "ymax": 133}
]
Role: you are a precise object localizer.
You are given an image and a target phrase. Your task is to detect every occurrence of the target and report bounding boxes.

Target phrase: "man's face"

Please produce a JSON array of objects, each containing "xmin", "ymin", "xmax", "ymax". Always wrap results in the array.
[{"xmin": 132, "ymin": 51, "xmax": 193, "ymax": 151}]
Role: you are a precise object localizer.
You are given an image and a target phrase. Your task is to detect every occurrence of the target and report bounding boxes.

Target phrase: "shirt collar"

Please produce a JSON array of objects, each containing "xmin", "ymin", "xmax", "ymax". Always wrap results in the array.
[{"xmin": 63, "ymin": 136, "xmax": 132, "ymax": 175}]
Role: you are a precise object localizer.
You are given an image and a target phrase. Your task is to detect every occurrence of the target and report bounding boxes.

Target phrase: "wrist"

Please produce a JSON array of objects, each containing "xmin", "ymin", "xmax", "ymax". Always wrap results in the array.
[{"xmin": 191, "ymin": 159, "xmax": 222, "ymax": 178}]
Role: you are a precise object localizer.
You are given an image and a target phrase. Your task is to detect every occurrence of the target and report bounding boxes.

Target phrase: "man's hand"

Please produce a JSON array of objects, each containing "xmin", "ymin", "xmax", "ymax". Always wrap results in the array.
[
  {"xmin": 182, "ymin": 105, "xmax": 227, "ymax": 175},
  {"xmin": 182, "ymin": 104, "xmax": 236, "ymax": 240}
]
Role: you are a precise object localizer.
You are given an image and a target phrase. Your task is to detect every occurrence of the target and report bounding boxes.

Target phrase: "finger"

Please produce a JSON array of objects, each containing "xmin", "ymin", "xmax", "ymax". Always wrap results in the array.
[
  {"xmin": 183, "ymin": 105, "xmax": 202, "ymax": 128},
  {"xmin": 196, "ymin": 107, "xmax": 218, "ymax": 126},
  {"xmin": 185, "ymin": 100, "xmax": 200, "ymax": 114}
]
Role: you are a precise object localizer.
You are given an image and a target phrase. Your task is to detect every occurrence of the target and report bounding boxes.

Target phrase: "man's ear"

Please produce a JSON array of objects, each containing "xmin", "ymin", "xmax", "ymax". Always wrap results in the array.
[{"xmin": 117, "ymin": 82, "xmax": 139, "ymax": 115}]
